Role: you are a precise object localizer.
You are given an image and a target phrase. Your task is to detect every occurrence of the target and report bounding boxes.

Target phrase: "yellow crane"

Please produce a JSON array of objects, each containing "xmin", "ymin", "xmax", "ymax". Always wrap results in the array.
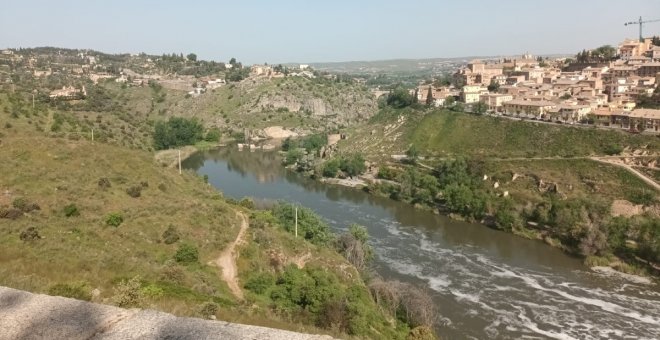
[{"xmin": 624, "ymin": 16, "xmax": 660, "ymax": 42}]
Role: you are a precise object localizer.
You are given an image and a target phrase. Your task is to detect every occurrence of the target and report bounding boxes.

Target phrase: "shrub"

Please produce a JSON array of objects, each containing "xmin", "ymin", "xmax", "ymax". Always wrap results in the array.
[
  {"xmin": 272, "ymin": 203, "xmax": 333, "ymax": 245},
  {"xmin": 48, "ymin": 283, "xmax": 92, "ymax": 301},
  {"xmin": 337, "ymin": 224, "xmax": 374, "ymax": 270},
  {"xmin": 239, "ymin": 197, "xmax": 255, "ymax": 209},
  {"xmin": 407, "ymin": 326, "xmax": 437, "ymax": 340},
  {"xmin": 339, "ymin": 154, "xmax": 366, "ymax": 177},
  {"xmin": 153, "ymin": 117, "xmax": 204, "ymax": 150},
  {"xmin": 19, "ymin": 227, "xmax": 41, "ymax": 241},
  {"xmin": 0, "ymin": 208, "xmax": 23, "ymax": 220},
  {"xmin": 244, "ymin": 271, "xmax": 275, "ymax": 294},
  {"xmin": 603, "ymin": 144, "xmax": 623, "ymax": 156},
  {"xmin": 140, "ymin": 284, "xmax": 164, "ymax": 299},
  {"xmin": 162, "ymin": 225, "xmax": 180, "ymax": 244},
  {"xmin": 197, "ymin": 301, "xmax": 219, "ymax": 318},
  {"xmin": 98, "ymin": 177, "xmax": 111, "ymax": 189},
  {"xmin": 204, "ymin": 128, "xmax": 221, "ymax": 142},
  {"xmin": 322, "ymin": 159, "xmax": 340, "ymax": 178},
  {"xmin": 377, "ymin": 166, "xmax": 397, "ymax": 180},
  {"xmin": 63, "ymin": 203, "xmax": 80, "ymax": 217},
  {"xmin": 174, "ymin": 243, "xmax": 199, "ymax": 263},
  {"xmin": 112, "ymin": 276, "xmax": 144, "ymax": 308},
  {"xmin": 125, "ymin": 185, "xmax": 142, "ymax": 198},
  {"xmin": 12, "ymin": 197, "xmax": 28, "ymax": 211},
  {"xmin": 105, "ymin": 212, "xmax": 124, "ymax": 227}
]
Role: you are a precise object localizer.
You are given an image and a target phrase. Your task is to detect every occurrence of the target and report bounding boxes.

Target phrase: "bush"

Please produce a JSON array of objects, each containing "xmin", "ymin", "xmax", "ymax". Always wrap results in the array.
[
  {"xmin": 12, "ymin": 197, "xmax": 28, "ymax": 211},
  {"xmin": 19, "ymin": 227, "xmax": 41, "ymax": 241},
  {"xmin": 272, "ymin": 203, "xmax": 333, "ymax": 245},
  {"xmin": 337, "ymin": 224, "xmax": 374, "ymax": 270},
  {"xmin": 197, "ymin": 301, "xmax": 219, "ymax": 318},
  {"xmin": 105, "ymin": 212, "xmax": 124, "ymax": 227},
  {"xmin": 377, "ymin": 166, "xmax": 397, "ymax": 180},
  {"xmin": 140, "ymin": 284, "xmax": 164, "ymax": 299},
  {"xmin": 604, "ymin": 144, "xmax": 623, "ymax": 156},
  {"xmin": 0, "ymin": 208, "xmax": 23, "ymax": 220},
  {"xmin": 174, "ymin": 243, "xmax": 199, "ymax": 263},
  {"xmin": 112, "ymin": 276, "xmax": 144, "ymax": 308},
  {"xmin": 244, "ymin": 271, "xmax": 275, "ymax": 294},
  {"xmin": 322, "ymin": 159, "xmax": 340, "ymax": 178},
  {"xmin": 162, "ymin": 225, "xmax": 180, "ymax": 244},
  {"xmin": 339, "ymin": 154, "xmax": 366, "ymax": 177},
  {"xmin": 407, "ymin": 326, "xmax": 437, "ymax": 340},
  {"xmin": 204, "ymin": 128, "xmax": 221, "ymax": 142},
  {"xmin": 63, "ymin": 203, "xmax": 80, "ymax": 217},
  {"xmin": 98, "ymin": 177, "xmax": 111, "ymax": 189},
  {"xmin": 153, "ymin": 117, "xmax": 204, "ymax": 150},
  {"xmin": 48, "ymin": 283, "xmax": 92, "ymax": 301},
  {"xmin": 239, "ymin": 197, "xmax": 255, "ymax": 209},
  {"xmin": 126, "ymin": 185, "xmax": 142, "ymax": 198}
]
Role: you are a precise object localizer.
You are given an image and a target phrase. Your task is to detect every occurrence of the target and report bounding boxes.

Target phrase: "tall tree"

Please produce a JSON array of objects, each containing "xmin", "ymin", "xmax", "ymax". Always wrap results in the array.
[{"xmin": 425, "ymin": 86, "xmax": 434, "ymax": 106}]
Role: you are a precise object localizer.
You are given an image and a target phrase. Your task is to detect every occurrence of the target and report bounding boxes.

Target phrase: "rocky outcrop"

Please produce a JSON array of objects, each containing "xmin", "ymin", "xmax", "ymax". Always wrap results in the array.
[{"xmin": 0, "ymin": 286, "xmax": 334, "ymax": 340}]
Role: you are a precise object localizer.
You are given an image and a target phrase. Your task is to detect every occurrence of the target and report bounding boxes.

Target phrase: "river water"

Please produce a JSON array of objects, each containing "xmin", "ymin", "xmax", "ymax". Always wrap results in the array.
[{"xmin": 183, "ymin": 147, "xmax": 660, "ymax": 339}]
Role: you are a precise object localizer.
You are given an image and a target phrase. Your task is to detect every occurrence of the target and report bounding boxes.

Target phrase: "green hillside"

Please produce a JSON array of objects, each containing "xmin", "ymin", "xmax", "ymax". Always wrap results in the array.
[{"xmin": 0, "ymin": 134, "xmax": 416, "ymax": 339}]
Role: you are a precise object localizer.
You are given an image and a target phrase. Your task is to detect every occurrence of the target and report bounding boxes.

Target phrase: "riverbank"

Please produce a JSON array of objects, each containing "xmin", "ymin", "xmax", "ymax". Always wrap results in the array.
[{"xmin": 184, "ymin": 146, "xmax": 660, "ymax": 339}]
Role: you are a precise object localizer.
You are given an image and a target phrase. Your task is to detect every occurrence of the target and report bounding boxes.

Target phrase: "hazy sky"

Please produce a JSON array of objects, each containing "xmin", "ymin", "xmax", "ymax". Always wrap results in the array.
[{"xmin": 1, "ymin": 0, "xmax": 659, "ymax": 64}]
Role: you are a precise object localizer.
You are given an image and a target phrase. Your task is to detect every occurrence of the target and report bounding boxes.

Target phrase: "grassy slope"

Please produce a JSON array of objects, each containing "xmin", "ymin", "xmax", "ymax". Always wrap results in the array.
[
  {"xmin": 0, "ymin": 132, "xmax": 399, "ymax": 338},
  {"xmin": 483, "ymin": 159, "xmax": 653, "ymax": 207},
  {"xmin": 411, "ymin": 111, "xmax": 659, "ymax": 158},
  {"xmin": 343, "ymin": 109, "xmax": 659, "ymax": 159}
]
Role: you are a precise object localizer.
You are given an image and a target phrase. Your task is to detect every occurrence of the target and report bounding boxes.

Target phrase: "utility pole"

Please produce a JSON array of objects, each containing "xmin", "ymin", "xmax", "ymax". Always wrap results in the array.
[
  {"xmin": 32, "ymin": 93, "xmax": 35, "ymax": 109},
  {"xmin": 294, "ymin": 206, "xmax": 298, "ymax": 238},
  {"xmin": 91, "ymin": 128, "xmax": 94, "ymax": 141},
  {"xmin": 178, "ymin": 149, "xmax": 182, "ymax": 174}
]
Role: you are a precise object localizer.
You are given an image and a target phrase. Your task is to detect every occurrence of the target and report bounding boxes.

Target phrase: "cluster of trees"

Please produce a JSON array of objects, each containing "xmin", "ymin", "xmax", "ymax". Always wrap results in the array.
[
  {"xmin": 245, "ymin": 203, "xmax": 437, "ymax": 338},
  {"xmin": 386, "ymin": 87, "xmax": 417, "ymax": 109},
  {"xmin": 282, "ymin": 134, "xmax": 328, "ymax": 166},
  {"xmin": 370, "ymin": 157, "xmax": 659, "ymax": 270},
  {"xmin": 575, "ymin": 45, "xmax": 617, "ymax": 63},
  {"xmin": 153, "ymin": 117, "xmax": 204, "ymax": 150},
  {"xmin": 321, "ymin": 154, "xmax": 366, "ymax": 178}
]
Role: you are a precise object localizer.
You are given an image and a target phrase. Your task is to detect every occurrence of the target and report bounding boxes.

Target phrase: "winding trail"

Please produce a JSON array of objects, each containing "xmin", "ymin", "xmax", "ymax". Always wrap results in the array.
[
  {"xmin": 215, "ymin": 212, "xmax": 249, "ymax": 300},
  {"xmin": 591, "ymin": 157, "xmax": 660, "ymax": 191}
]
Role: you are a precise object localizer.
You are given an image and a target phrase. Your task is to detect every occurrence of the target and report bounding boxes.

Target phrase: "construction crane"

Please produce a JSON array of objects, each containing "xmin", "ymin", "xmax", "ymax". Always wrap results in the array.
[{"xmin": 624, "ymin": 16, "xmax": 660, "ymax": 42}]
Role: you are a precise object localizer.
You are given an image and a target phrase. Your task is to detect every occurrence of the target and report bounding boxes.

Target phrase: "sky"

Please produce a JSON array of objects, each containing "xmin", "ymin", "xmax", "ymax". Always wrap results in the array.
[{"xmin": 1, "ymin": 0, "xmax": 659, "ymax": 64}]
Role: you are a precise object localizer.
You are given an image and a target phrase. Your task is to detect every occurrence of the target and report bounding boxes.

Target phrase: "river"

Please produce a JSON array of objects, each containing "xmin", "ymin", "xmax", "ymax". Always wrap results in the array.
[{"xmin": 183, "ymin": 147, "xmax": 660, "ymax": 339}]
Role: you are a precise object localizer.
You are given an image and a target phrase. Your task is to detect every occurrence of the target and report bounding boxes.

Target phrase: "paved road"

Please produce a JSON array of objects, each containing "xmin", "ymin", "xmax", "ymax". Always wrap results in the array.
[{"xmin": 0, "ymin": 286, "xmax": 334, "ymax": 340}]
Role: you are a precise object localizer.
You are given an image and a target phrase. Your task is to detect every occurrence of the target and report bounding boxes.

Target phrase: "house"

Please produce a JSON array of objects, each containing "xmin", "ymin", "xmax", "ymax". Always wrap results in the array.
[
  {"xmin": 547, "ymin": 104, "xmax": 592, "ymax": 123},
  {"xmin": 49, "ymin": 86, "xmax": 86, "ymax": 100},
  {"xmin": 594, "ymin": 108, "xmax": 660, "ymax": 132},
  {"xmin": 299, "ymin": 64, "xmax": 309, "ymax": 70},
  {"xmin": 461, "ymin": 85, "xmax": 488, "ymax": 103},
  {"xmin": 33, "ymin": 69, "xmax": 52, "ymax": 77},
  {"xmin": 502, "ymin": 99, "xmax": 557, "ymax": 119},
  {"xmin": 479, "ymin": 93, "xmax": 513, "ymax": 112}
]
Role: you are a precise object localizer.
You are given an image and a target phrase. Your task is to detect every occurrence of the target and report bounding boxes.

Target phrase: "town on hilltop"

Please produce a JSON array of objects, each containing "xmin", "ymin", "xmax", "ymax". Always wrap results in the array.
[{"xmin": 413, "ymin": 37, "xmax": 660, "ymax": 132}]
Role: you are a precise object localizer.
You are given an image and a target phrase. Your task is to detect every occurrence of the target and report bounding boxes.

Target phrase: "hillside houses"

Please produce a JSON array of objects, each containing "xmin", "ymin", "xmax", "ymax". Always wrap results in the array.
[{"xmin": 424, "ymin": 39, "xmax": 660, "ymax": 132}]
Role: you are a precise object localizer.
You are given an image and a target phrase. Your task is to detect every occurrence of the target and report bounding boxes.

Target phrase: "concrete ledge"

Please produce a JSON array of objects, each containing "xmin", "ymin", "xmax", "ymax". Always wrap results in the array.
[{"xmin": 0, "ymin": 286, "xmax": 335, "ymax": 340}]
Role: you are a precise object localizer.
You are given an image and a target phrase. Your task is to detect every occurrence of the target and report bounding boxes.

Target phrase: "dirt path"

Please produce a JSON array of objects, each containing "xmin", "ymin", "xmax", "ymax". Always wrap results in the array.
[
  {"xmin": 591, "ymin": 157, "xmax": 660, "ymax": 191},
  {"xmin": 215, "ymin": 212, "xmax": 248, "ymax": 300}
]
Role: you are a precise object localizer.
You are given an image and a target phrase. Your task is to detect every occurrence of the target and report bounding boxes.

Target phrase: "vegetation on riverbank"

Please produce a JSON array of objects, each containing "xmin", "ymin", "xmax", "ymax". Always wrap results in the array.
[
  {"xmin": 336, "ymin": 106, "xmax": 660, "ymax": 277},
  {"xmin": 0, "ymin": 132, "xmax": 437, "ymax": 339}
]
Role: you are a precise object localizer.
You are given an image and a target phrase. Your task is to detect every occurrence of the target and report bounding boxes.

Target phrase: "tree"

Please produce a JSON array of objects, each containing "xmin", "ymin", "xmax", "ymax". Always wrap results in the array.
[
  {"xmin": 443, "ymin": 96, "xmax": 455, "ymax": 108},
  {"xmin": 153, "ymin": 117, "xmax": 204, "ymax": 150},
  {"xmin": 339, "ymin": 154, "xmax": 366, "ymax": 177},
  {"xmin": 653, "ymin": 36, "xmax": 660, "ymax": 47},
  {"xmin": 386, "ymin": 88, "xmax": 416, "ymax": 108},
  {"xmin": 406, "ymin": 145, "xmax": 419, "ymax": 164},
  {"xmin": 487, "ymin": 80, "xmax": 500, "ymax": 93},
  {"xmin": 229, "ymin": 57, "xmax": 237, "ymax": 65},
  {"xmin": 186, "ymin": 53, "xmax": 197, "ymax": 62},
  {"xmin": 425, "ymin": 86, "xmax": 433, "ymax": 106},
  {"xmin": 473, "ymin": 101, "xmax": 488, "ymax": 115}
]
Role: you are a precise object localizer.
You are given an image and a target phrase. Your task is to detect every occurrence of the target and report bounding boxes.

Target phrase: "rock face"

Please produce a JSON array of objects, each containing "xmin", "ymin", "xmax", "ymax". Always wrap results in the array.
[{"xmin": 0, "ymin": 286, "xmax": 335, "ymax": 340}]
